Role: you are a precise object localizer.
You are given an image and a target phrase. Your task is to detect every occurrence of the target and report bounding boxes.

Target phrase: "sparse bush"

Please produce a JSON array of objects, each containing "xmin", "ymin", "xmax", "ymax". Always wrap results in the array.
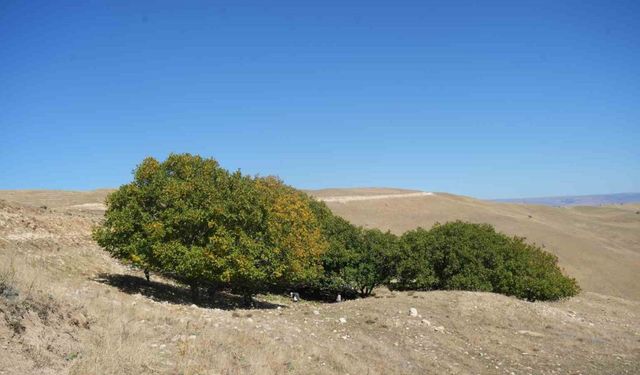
[{"xmin": 396, "ymin": 221, "xmax": 580, "ymax": 301}]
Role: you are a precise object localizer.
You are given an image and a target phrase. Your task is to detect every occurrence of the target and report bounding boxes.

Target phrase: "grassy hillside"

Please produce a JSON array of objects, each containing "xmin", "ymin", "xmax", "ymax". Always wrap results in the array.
[{"xmin": 0, "ymin": 190, "xmax": 639, "ymax": 374}]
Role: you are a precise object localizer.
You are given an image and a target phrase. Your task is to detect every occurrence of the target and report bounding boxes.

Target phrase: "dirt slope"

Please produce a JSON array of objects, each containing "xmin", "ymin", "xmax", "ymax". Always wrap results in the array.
[
  {"xmin": 310, "ymin": 189, "xmax": 640, "ymax": 301},
  {"xmin": 0, "ymin": 189, "xmax": 113, "ymax": 209},
  {"xmin": 1, "ymin": 189, "xmax": 639, "ymax": 374}
]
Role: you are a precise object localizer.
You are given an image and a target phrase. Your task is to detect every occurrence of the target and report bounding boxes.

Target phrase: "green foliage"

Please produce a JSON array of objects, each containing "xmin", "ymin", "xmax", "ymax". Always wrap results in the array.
[
  {"xmin": 93, "ymin": 154, "xmax": 326, "ymax": 301},
  {"xmin": 308, "ymin": 200, "xmax": 399, "ymax": 297},
  {"xmin": 306, "ymin": 200, "xmax": 361, "ymax": 298},
  {"xmin": 345, "ymin": 228, "xmax": 399, "ymax": 296},
  {"xmin": 397, "ymin": 221, "xmax": 580, "ymax": 301},
  {"xmin": 94, "ymin": 154, "xmax": 580, "ymax": 304},
  {"xmin": 394, "ymin": 228, "xmax": 438, "ymax": 290}
]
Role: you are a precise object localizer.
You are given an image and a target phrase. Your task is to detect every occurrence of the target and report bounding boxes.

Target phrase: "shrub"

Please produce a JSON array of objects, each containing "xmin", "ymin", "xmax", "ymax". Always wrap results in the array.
[
  {"xmin": 306, "ymin": 200, "xmax": 362, "ymax": 298},
  {"xmin": 344, "ymin": 228, "xmax": 399, "ymax": 297},
  {"xmin": 308, "ymin": 200, "xmax": 399, "ymax": 297},
  {"xmin": 93, "ymin": 154, "xmax": 327, "ymax": 304},
  {"xmin": 397, "ymin": 221, "xmax": 579, "ymax": 301},
  {"xmin": 394, "ymin": 228, "xmax": 437, "ymax": 290}
]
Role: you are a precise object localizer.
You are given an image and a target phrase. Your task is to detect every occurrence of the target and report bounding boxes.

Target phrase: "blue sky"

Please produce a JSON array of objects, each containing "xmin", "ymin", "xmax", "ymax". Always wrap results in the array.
[{"xmin": 1, "ymin": 1, "xmax": 638, "ymax": 199}]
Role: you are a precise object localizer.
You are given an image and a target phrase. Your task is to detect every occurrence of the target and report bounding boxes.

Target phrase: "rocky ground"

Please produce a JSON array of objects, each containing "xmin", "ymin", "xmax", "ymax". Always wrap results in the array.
[{"xmin": 1, "ymin": 192, "xmax": 639, "ymax": 374}]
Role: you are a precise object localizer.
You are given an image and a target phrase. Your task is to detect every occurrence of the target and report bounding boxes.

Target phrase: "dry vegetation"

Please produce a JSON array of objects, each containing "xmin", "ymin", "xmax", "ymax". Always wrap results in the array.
[{"xmin": 1, "ymin": 190, "xmax": 639, "ymax": 374}]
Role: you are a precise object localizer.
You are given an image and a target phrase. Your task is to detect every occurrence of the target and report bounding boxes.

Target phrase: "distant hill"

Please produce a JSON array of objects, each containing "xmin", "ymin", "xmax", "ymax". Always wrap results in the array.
[{"xmin": 493, "ymin": 192, "xmax": 640, "ymax": 207}]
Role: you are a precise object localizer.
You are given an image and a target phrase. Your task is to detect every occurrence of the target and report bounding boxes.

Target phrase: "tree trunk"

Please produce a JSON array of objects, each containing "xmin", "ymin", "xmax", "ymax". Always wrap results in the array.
[
  {"xmin": 190, "ymin": 282, "xmax": 199, "ymax": 303},
  {"xmin": 242, "ymin": 293, "xmax": 253, "ymax": 308},
  {"xmin": 144, "ymin": 269, "xmax": 150, "ymax": 282}
]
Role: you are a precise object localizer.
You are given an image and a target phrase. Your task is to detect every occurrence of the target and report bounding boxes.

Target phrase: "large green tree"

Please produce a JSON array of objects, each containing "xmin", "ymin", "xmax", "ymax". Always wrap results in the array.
[{"xmin": 93, "ymin": 154, "xmax": 327, "ymax": 304}]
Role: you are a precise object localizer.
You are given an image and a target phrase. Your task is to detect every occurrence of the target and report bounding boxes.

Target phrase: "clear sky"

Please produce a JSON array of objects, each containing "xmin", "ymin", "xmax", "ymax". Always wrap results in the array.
[{"xmin": 1, "ymin": 1, "xmax": 639, "ymax": 199}]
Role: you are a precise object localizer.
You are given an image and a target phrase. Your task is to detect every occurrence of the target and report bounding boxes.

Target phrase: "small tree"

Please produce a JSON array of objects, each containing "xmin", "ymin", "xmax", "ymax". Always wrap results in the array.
[
  {"xmin": 308, "ymin": 200, "xmax": 400, "ymax": 297},
  {"xmin": 344, "ymin": 228, "xmax": 399, "ymax": 297},
  {"xmin": 394, "ymin": 228, "xmax": 437, "ymax": 290},
  {"xmin": 308, "ymin": 200, "xmax": 363, "ymax": 298}
]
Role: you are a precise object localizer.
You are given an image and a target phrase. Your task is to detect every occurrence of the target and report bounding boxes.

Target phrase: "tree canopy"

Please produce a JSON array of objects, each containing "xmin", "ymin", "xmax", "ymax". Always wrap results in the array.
[
  {"xmin": 93, "ymin": 154, "xmax": 327, "ymax": 302},
  {"xmin": 397, "ymin": 221, "xmax": 580, "ymax": 301}
]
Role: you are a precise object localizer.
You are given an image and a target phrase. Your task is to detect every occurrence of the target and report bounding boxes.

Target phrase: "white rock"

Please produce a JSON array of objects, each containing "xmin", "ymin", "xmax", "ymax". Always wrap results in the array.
[
  {"xmin": 517, "ymin": 330, "xmax": 544, "ymax": 338},
  {"xmin": 434, "ymin": 326, "xmax": 445, "ymax": 332},
  {"xmin": 409, "ymin": 308, "xmax": 418, "ymax": 317},
  {"xmin": 313, "ymin": 310, "xmax": 320, "ymax": 315},
  {"xmin": 339, "ymin": 317, "xmax": 347, "ymax": 324},
  {"xmin": 421, "ymin": 319, "xmax": 431, "ymax": 326}
]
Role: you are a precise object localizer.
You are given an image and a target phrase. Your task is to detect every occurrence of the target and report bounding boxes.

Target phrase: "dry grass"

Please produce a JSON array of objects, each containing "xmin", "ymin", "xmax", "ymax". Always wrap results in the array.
[{"xmin": 1, "ymin": 191, "xmax": 640, "ymax": 374}]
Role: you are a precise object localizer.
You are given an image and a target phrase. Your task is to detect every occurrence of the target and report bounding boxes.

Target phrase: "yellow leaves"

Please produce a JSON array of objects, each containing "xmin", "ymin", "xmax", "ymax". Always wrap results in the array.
[
  {"xmin": 256, "ymin": 180, "xmax": 328, "ymax": 280},
  {"xmin": 143, "ymin": 221, "xmax": 165, "ymax": 240},
  {"xmin": 98, "ymin": 153, "xmax": 329, "ymax": 292}
]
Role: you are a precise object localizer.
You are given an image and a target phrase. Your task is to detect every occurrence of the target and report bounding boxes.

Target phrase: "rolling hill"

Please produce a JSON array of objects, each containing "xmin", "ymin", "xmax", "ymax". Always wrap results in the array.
[{"xmin": 1, "ymin": 188, "xmax": 639, "ymax": 374}]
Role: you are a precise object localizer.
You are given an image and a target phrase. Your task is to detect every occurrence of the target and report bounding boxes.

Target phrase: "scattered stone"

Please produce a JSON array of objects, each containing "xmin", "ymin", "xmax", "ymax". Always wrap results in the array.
[
  {"xmin": 517, "ymin": 330, "xmax": 544, "ymax": 338},
  {"xmin": 0, "ymin": 285, "xmax": 19, "ymax": 301},
  {"xmin": 313, "ymin": 310, "xmax": 320, "ymax": 315},
  {"xmin": 434, "ymin": 326, "xmax": 445, "ymax": 333},
  {"xmin": 339, "ymin": 317, "xmax": 347, "ymax": 324},
  {"xmin": 421, "ymin": 319, "xmax": 431, "ymax": 326},
  {"xmin": 409, "ymin": 308, "xmax": 418, "ymax": 317}
]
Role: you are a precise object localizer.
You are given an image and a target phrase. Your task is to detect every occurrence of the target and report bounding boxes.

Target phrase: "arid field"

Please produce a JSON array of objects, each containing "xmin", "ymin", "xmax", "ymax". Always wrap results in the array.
[{"xmin": 1, "ymin": 189, "xmax": 639, "ymax": 374}]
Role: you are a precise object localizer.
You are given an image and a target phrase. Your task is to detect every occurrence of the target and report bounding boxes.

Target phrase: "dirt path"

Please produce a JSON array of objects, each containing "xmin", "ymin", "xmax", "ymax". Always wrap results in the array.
[{"xmin": 317, "ymin": 192, "xmax": 434, "ymax": 203}]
